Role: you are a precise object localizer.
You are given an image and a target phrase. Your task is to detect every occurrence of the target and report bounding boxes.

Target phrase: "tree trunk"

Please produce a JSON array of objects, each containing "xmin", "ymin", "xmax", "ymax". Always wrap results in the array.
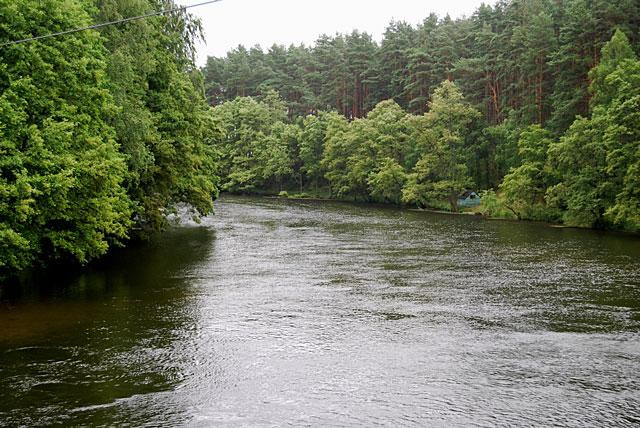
[{"xmin": 449, "ymin": 193, "xmax": 459, "ymax": 213}]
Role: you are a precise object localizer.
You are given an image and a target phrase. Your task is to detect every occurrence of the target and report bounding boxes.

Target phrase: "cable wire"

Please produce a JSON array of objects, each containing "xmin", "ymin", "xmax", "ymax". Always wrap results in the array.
[{"xmin": 0, "ymin": 0, "xmax": 223, "ymax": 48}]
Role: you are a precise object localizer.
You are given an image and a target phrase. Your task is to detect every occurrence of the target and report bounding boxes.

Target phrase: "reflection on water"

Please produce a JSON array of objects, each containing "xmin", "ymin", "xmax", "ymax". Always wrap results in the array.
[
  {"xmin": 0, "ymin": 227, "xmax": 215, "ymax": 426},
  {"xmin": 1, "ymin": 195, "xmax": 639, "ymax": 426}
]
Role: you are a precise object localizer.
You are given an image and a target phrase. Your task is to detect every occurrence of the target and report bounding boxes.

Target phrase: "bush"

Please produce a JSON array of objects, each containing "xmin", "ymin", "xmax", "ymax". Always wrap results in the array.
[
  {"xmin": 479, "ymin": 190, "xmax": 517, "ymax": 219},
  {"xmin": 291, "ymin": 192, "xmax": 311, "ymax": 199}
]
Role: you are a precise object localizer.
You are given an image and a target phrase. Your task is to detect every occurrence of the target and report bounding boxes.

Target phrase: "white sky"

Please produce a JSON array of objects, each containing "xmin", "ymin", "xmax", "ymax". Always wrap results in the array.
[{"xmin": 176, "ymin": 0, "xmax": 495, "ymax": 66}]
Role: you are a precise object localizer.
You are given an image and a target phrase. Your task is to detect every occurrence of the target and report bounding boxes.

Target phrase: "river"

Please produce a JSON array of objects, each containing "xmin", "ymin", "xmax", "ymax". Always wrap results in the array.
[{"xmin": 1, "ymin": 195, "xmax": 639, "ymax": 426}]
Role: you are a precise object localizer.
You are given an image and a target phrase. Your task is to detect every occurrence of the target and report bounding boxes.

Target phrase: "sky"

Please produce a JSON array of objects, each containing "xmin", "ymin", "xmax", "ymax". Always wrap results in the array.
[{"xmin": 175, "ymin": 0, "xmax": 495, "ymax": 66}]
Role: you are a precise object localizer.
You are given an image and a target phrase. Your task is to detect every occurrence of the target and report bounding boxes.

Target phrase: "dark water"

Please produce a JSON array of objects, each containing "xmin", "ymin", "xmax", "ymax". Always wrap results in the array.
[{"xmin": 1, "ymin": 196, "xmax": 640, "ymax": 427}]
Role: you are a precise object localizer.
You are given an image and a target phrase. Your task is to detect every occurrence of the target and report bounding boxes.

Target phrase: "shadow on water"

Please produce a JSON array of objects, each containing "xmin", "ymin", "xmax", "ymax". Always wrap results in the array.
[{"xmin": 0, "ymin": 226, "xmax": 215, "ymax": 426}]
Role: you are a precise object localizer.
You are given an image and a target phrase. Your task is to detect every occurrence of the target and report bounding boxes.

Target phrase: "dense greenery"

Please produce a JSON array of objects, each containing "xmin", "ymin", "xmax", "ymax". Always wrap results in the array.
[
  {"xmin": 2, "ymin": 0, "xmax": 640, "ymax": 276},
  {"xmin": 0, "ymin": 0, "xmax": 218, "ymax": 275},
  {"xmin": 209, "ymin": 80, "xmax": 483, "ymax": 212},
  {"xmin": 205, "ymin": 1, "xmax": 640, "ymax": 232},
  {"xmin": 204, "ymin": 0, "xmax": 640, "ymax": 131}
]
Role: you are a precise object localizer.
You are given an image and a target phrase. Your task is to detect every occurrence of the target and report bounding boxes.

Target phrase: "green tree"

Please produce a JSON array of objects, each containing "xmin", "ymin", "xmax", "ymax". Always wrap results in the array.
[
  {"xmin": 368, "ymin": 158, "xmax": 407, "ymax": 204},
  {"xmin": 261, "ymin": 122, "xmax": 295, "ymax": 190},
  {"xmin": 547, "ymin": 30, "xmax": 640, "ymax": 230},
  {"xmin": 321, "ymin": 112, "xmax": 351, "ymax": 197},
  {"xmin": 299, "ymin": 113, "xmax": 329, "ymax": 191},
  {"xmin": 588, "ymin": 29, "xmax": 637, "ymax": 108},
  {"xmin": 212, "ymin": 94, "xmax": 289, "ymax": 193},
  {"xmin": 500, "ymin": 125, "xmax": 557, "ymax": 220},
  {"xmin": 403, "ymin": 81, "xmax": 480, "ymax": 211},
  {"xmin": 96, "ymin": 0, "xmax": 219, "ymax": 232},
  {"xmin": 196, "ymin": 1, "xmax": 640, "ymax": 231},
  {"xmin": 545, "ymin": 117, "xmax": 610, "ymax": 227},
  {"xmin": 0, "ymin": 0, "xmax": 132, "ymax": 272},
  {"xmin": 602, "ymin": 64, "xmax": 640, "ymax": 231},
  {"xmin": 322, "ymin": 100, "xmax": 412, "ymax": 201}
]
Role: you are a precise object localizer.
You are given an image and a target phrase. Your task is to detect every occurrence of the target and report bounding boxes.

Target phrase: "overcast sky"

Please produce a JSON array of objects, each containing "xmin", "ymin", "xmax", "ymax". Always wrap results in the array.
[{"xmin": 176, "ymin": 0, "xmax": 495, "ymax": 66}]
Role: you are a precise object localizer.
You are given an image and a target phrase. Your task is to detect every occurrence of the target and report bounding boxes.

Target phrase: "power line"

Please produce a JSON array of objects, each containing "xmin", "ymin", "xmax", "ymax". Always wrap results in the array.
[{"xmin": 0, "ymin": 0, "xmax": 223, "ymax": 48}]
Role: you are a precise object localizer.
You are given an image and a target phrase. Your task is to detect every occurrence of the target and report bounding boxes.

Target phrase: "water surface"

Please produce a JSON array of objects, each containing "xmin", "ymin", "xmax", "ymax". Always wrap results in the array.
[{"xmin": 1, "ymin": 196, "xmax": 639, "ymax": 426}]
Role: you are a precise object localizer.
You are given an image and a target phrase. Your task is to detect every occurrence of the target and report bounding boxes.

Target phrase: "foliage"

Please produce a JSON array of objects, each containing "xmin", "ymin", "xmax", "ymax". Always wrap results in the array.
[
  {"xmin": 4, "ymin": 0, "xmax": 640, "ymax": 277},
  {"xmin": 320, "ymin": 100, "xmax": 413, "ymax": 201},
  {"xmin": 1, "ymin": 0, "xmax": 219, "ymax": 276},
  {"xmin": 299, "ymin": 113, "xmax": 329, "ymax": 190},
  {"xmin": 367, "ymin": 158, "xmax": 406, "ymax": 204},
  {"xmin": 210, "ymin": 28, "xmax": 640, "ymax": 234},
  {"xmin": 203, "ymin": 1, "xmax": 640, "ymax": 229},
  {"xmin": 548, "ymin": 30, "xmax": 640, "ymax": 230},
  {"xmin": 0, "ymin": 0, "xmax": 133, "ymax": 272},
  {"xmin": 203, "ymin": 0, "xmax": 640, "ymax": 133},
  {"xmin": 403, "ymin": 82, "xmax": 479, "ymax": 212},
  {"xmin": 478, "ymin": 189, "xmax": 515, "ymax": 219},
  {"xmin": 500, "ymin": 125, "xmax": 559, "ymax": 221},
  {"xmin": 211, "ymin": 94, "xmax": 291, "ymax": 193}
]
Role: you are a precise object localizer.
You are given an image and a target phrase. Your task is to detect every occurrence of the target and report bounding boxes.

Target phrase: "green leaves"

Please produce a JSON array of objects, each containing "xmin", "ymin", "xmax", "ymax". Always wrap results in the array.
[
  {"xmin": 211, "ymin": 95, "xmax": 293, "ymax": 193},
  {"xmin": 498, "ymin": 30, "xmax": 640, "ymax": 230},
  {"xmin": 321, "ymin": 100, "xmax": 412, "ymax": 200},
  {"xmin": 402, "ymin": 81, "xmax": 479, "ymax": 212},
  {"xmin": 368, "ymin": 158, "xmax": 407, "ymax": 204},
  {"xmin": 0, "ymin": 0, "xmax": 134, "ymax": 272},
  {"xmin": 589, "ymin": 29, "xmax": 638, "ymax": 108},
  {"xmin": 500, "ymin": 125, "xmax": 556, "ymax": 221},
  {"xmin": 1, "ymin": 0, "xmax": 219, "ymax": 276},
  {"xmin": 208, "ymin": 26, "xmax": 639, "ymax": 234}
]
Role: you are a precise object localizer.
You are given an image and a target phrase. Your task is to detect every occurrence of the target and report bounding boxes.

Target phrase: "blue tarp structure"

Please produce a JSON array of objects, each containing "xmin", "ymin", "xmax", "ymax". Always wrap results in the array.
[{"xmin": 458, "ymin": 190, "xmax": 481, "ymax": 208}]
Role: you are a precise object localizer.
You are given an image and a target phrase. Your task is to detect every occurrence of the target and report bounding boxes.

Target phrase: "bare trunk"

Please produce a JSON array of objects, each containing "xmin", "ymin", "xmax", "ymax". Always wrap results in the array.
[{"xmin": 449, "ymin": 193, "xmax": 459, "ymax": 213}]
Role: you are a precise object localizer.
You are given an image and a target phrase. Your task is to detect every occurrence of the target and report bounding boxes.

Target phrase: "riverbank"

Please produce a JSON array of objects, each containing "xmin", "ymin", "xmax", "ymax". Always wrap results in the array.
[{"xmin": 229, "ymin": 190, "xmax": 640, "ymax": 235}]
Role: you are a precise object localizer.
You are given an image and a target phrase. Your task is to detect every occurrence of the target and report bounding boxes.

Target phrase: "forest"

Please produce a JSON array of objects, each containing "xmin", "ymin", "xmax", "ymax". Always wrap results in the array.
[
  {"xmin": 1, "ymin": 0, "xmax": 640, "ymax": 276},
  {"xmin": 204, "ymin": 0, "xmax": 640, "ymax": 229}
]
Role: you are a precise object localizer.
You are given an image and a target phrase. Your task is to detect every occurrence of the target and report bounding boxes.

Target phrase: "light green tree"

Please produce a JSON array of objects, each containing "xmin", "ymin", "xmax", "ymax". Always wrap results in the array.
[
  {"xmin": 403, "ymin": 81, "xmax": 479, "ymax": 211},
  {"xmin": 368, "ymin": 158, "xmax": 407, "ymax": 204},
  {"xmin": 212, "ymin": 94, "xmax": 290, "ymax": 193},
  {"xmin": 321, "ymin": 112, "xmax": 351, "ymax": 197},
  {"xmin": 0, "ymin": 0, "xmax": 133, "ymax": 272}
]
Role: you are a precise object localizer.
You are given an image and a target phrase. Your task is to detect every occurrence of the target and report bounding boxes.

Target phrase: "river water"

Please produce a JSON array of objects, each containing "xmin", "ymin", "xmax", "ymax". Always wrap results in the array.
[{"xmin": 1, "ymin": 195, "xmax": 639, "ymax": 427}]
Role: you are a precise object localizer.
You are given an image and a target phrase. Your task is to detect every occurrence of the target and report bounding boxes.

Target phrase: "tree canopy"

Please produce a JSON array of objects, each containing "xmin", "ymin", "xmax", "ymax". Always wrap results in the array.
[{"xmin": 1, "ymin": 0, "xmax": 219, "ymax": 275}]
